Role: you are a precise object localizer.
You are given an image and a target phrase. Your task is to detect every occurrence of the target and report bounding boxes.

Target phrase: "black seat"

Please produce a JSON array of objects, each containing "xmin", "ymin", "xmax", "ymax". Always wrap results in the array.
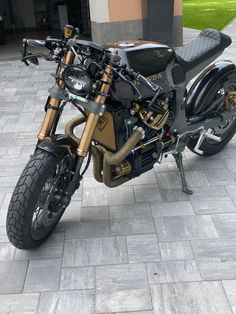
[{"xmin": 175, "ymin": 29, "xmax": 232, "ymax": 81}]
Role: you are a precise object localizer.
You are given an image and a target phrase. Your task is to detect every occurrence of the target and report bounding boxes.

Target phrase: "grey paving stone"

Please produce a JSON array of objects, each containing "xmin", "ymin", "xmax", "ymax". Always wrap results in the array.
[
  {"xmin": 63, "ymin": 236, "xmax": 127, "ymax": 267},
  {"xmin": 156, "ymin": 171, "xmax": 210, "ymax": 189},
  {"xmin": 221, "ymin": 149, "xmax": 236, "ymax": 159},
  {"xmin": 191, "ymin": 238, "xmax": 236, "ymax": 259},
  {"xmin": 14, "ymin": 241, "xmax": 63, "ymax": 260},
  {"xmin": 0, "ymin": 209, "xmax": 7, "ymax": 227},
  {"xmin": 192, "ymin": 199, "xmax": 236, "ymax": 214},
  {"xmin": 81, "ymin": 206, "xmax": 109, "ymax": 221},
  {"xmin": 0, "ymin": 260, "xmax": 28, "ymax": 294},
  {"xmin": 226, "ymin": 185, "xmax": 236, "ymax": 203},
  {"xmin": 204, "ymin": 168, "xmax": 236, "ymax": 186},
  {"xmin": 83, "ymin": 186, "xmax": 135, "ymax": 206},
  {"xmin": 159, "ymin": 188, "xmax": 190, "ymax": 202},
  {"xmin": 0, "ymin": 132, "xmax": 17, "ymax": 147},
  {"xmin": 83, "ymin": 176, "xmax": 105, "ymax": 188},
  {"xmin": 38, "ymin": 290, "xmax": 95, "ymax": 314},
  {"xmin": 186, "ymin": 155, "xmax": 226, "ymax": 170},
  {"xmin": 151, "ymin": 201, "xmax": 194, "ymax": 217},
  {"xmin": 111, "ymin": 218, "xmax": 155, "ymax": 235},
  {"xmin": 0, "ymin": 193, "xmax": 5, "ymax": 208},
  {"xmin": 0, "ymin": 158, "xmax": 27, "ymax": 176},
  {"xmin": 134, "ymin": 185, "xmax": 162, "ymax": 203},
  {"xmin": 224, "ymin": 158, "xmax": 236, "ymax": 173},
  {"xmin": 0, "ymin": 176, "xmax": 18, "ymax": 191},
  {"xmin": 24, "ymin": 259, "xmax": 61, "ymax": 292},
  {"xmin": 0, "ymin": 226, "xmax": 8, "ymax": 242},
  {"xmin": 96, "ymin": 264, "xmax": 152, "ymax": 313},
  {"xmin": 110, "ymin": 203, "xmax": 151, "ymax": 220},
  {"xmin": 127, "ymin": 234, "xmax": 161, "ymax": 263},
  {"xmin": 147, "ymin": 260, "xmax": 201, "ymax": 284},
  {"xmin": 0, "ymin": 293, "xmax": 39, "ymax": 314},
  {"xmin": 65, "ymin": 221, "xmax": 110, "ymax": 239},
  {"xmin": 212, "ymin": 213, "xmax": 236, "ymax": 238},
  {"xmin": 154, "ymin": 161, "xmax": 188, "ymax": 172},
  {"xmin": 190, "ymin": 186, "xmax": 231, "ymax": 202},
  {"xmin": 15, "ymin": 133, "xmax": 38, "ymax": 146},
  {"xmin": 160, "ymin": 241, "xmax": 194, "ymax": 261},
  {"xmin": 0, "ymin": 192, "xmax": 11, "ymax": 211},
  {"xmin": 151, "ymin": 281, "xmax": 232, "ymax": 314},
  {"xmin": 116, "ymin": 312, "xmax": 153, "ymax": 314},
  {"xmin": 124, "ymin": 170, "xmax": 157, "ymax": 186},
  {"xmin": 155, "ymin": 215, "xmax": 219, "ymax": 241},
  {"xmin": 197, "ymin": 258, "xmax": 236, "ymax": 280},
  {"xmin": 0, "ymin": 242, "xmax": 15, "ymax": 261},
  {"xmin": 60, "ymin": 267, "xmax": 94, "ymax": 290},
  {"xmin": 222, "ymin": 280, "xmax": 236, "ymax": 313},
  {"xmin": 60, "ymin": 200, "xmax": 81, "ymax": 223}
]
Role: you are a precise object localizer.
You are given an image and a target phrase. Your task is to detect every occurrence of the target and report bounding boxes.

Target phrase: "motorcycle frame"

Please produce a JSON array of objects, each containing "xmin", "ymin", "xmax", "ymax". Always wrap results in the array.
[{"xmin": 37, "ymin": 46, "xmax": 236, "ymax": 159}]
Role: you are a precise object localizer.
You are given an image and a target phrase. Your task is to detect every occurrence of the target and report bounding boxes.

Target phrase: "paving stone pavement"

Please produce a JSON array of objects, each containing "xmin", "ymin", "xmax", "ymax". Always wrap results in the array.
[{"xmin": 1, "ymin": 20, "xmax": 236, "ymax": 314}]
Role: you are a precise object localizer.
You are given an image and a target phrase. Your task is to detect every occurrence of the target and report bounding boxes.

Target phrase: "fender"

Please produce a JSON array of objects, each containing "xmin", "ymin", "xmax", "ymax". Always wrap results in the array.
[
  {"xmin": 185, "ymin": 60, "xmax": 236, "ymax": 116},
  {"xmin": 37, "ymin": 134, "xmax": 78, "ymax": 157}
]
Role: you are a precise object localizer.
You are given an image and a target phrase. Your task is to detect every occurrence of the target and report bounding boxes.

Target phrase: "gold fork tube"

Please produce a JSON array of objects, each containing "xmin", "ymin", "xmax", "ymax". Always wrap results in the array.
[
  {"xmin": 77, "ymin": 65, "xmax": 113, "ymax": 157},
  {"xmin": 37, "ymin": 51, "xmax": 75, "ymax": 141}
]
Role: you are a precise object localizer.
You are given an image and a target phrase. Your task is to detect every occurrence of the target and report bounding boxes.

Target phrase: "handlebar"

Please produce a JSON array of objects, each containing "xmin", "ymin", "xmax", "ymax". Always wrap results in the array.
[{"xmin": 23, "ymin": 38, "xmax": 46, "ymax": 48}]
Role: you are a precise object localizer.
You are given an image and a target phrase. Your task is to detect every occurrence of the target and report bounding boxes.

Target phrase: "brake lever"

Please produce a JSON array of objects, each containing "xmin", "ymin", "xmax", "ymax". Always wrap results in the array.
[
  {"xmin": 21, "ymin": 53, "xmax": 51, "ymax": 66},
  {"xmin": 114, "ymin": 69, "xmax": 142, "ymax": 100}
]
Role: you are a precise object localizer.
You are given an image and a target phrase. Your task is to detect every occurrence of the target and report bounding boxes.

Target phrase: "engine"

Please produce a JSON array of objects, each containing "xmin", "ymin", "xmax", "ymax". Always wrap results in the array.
[{"xmin": 111, "ymin": 93, "xmax": 175, "ymax": 180}]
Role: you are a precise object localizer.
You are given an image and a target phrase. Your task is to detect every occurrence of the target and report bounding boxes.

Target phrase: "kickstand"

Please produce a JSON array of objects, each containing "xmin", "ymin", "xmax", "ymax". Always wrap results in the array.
[{"xmin": 173, "ymin": 153, "xmax": 193, "ymax": 195}]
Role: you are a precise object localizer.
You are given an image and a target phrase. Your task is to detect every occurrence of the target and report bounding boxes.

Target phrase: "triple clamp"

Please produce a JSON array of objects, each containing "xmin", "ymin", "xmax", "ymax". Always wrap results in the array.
[{"xmin": 193, "ymin": 128, "xmax": 221, "ymax": 155}]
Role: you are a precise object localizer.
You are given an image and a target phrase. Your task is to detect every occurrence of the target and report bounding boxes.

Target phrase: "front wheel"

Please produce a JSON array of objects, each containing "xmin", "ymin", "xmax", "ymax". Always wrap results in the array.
[{"xmin": 6, "ymin": 149, "xmax": 76, "ymax": 249}]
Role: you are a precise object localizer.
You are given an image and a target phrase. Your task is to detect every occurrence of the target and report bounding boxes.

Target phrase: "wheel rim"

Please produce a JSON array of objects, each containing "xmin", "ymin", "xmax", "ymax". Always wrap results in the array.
[
  {"xmin": 31, "ymin": 154, "xmax": 73, "ymax": 240},
  {"xmin": 205, "ymin": 89, "xmax": 236, "ymax": 144}
]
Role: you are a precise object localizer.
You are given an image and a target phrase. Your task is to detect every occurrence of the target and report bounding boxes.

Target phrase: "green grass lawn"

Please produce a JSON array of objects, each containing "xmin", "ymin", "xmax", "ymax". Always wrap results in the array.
[{"xmin": 183, "ymin": 0, "xmax": 236, "ymax": 30}]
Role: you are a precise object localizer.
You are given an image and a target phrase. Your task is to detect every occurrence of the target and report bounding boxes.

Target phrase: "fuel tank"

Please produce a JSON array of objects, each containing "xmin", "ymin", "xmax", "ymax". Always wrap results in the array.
[{"xmin": 105, "ymin": 40, "xmax": 175, "ymax": 100}]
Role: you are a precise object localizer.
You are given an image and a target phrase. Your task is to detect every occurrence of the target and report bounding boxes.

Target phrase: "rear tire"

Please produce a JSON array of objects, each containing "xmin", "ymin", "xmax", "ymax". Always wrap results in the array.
[
  {"xmin": 187, "ymin": 79, "xmax": 236, "ymax": 156},
  {"xmin": 187, "ymin": 118, "xmax": 236, "ymax": 156},
  {"xmin": 6, "ymin": 149, "xmax": 76, "ymax": 249}
]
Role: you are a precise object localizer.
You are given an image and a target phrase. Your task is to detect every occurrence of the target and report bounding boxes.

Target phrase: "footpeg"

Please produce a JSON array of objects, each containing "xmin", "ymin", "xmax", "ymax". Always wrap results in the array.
[{"xmin": 193, "ymin": 129, "xmax": 221, "ymax": 155}]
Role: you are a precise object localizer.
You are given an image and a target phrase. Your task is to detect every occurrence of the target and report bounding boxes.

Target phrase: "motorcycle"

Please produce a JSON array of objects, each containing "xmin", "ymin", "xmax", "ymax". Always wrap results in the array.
[{"xmin": 6, "ymin": 25, "xmax": 236, "ymax": 249}]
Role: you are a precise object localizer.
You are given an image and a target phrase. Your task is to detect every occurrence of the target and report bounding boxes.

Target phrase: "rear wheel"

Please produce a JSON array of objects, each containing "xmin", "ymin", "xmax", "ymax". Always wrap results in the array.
[
  {"xmin": 187, "ymin": 86, "xmax": 236, "ymax": 156},
  {"xmin": 6, "ymin": 149, "xmax": 76, "ymax": 249}
]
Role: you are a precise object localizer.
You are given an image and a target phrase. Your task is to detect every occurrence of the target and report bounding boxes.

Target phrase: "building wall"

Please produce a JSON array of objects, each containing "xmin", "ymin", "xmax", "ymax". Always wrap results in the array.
[{"xmin": 89, "ymin": 0, "xmax": 183, "ymax": 46}]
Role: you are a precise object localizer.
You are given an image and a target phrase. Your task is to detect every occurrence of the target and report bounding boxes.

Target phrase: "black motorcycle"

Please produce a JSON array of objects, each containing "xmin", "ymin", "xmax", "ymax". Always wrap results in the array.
[{"xmin": 6, "ymin": 25, "xmax": 236, "ymax": 249}]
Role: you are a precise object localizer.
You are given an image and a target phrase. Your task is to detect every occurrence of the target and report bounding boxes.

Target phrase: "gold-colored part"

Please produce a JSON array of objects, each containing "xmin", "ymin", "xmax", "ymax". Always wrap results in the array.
[
  {"xmin": 132, "ymin": 103, "xmax": 141, "ymax": 113},
  {"xmin": 92, "ymin": 145, "xmax": 130, "ymax": 188},
  {"xmin": 38, "ymin": 98, "xmax": 60, "ymax": 140},
  {"xmin": 224, "ymin": 91, "xmax": 236, "ymax": 111},
  {"xmin": 115, "ymin": 160, "xmax": 132, "ymax": 177},
  {"xmin": 64, "ymin": 26, "xmax": 74, "ymax": 38},
  {"xmin": 91, "ymin": 130, "xmax": 142, "ymax": 188},
  {"xmin": 37, "ymin": 51, "xmax": 75, "ymax": 141},
  {"xmin": 139, "ymin": 103, "xmax": 169, "ymax": 130},
  {"xmin": 64, "ymin": 115, "xmax": 87, "ymax": 144},
  {"xmin": 92, "ymin": 112, "xmax": 116, "ymax": 150},
  {"xmin": 77, "ymin": 66, "xmax": 113, "ymax": 157}
]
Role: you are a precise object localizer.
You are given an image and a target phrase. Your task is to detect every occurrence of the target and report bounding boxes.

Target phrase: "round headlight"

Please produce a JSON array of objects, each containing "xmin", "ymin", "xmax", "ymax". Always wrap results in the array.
[{"xmin": 63, "ymin": 66, "xmax": 92, "ymax": 96}]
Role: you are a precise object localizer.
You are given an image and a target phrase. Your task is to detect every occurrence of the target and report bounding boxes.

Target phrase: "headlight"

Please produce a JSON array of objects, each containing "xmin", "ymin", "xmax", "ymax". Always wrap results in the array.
[{"xmin": 63, "ymin": 66, "xmax": 92, "ymax": 96}]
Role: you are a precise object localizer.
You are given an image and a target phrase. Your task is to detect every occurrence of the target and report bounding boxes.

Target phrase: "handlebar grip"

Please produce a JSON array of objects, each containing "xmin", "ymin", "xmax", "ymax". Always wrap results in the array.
[{"xmin": 23, "ymin": 38, "xmax": 46, "ymax": 48}]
